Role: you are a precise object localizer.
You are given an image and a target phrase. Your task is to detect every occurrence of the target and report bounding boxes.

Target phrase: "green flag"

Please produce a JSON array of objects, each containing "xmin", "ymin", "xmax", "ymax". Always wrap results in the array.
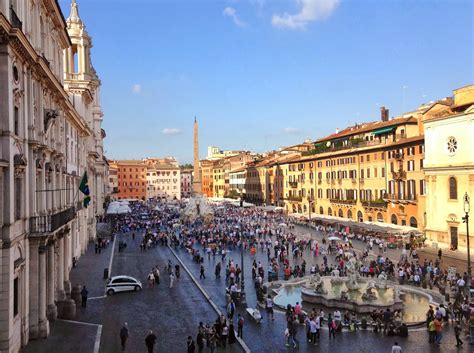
[{"xmin": 79, "ymin": 172, "xmax": 91, "ymax": 207}]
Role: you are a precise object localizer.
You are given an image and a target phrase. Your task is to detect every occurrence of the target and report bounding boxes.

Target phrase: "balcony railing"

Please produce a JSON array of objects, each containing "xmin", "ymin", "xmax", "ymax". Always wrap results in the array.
[
  {"xmin": 30, "ymin": 206, "xmax": 76, "ymax": 234},
  {"xmin": 289, "ymin": 181, "xmax": 298, "ymax": 188},
  {"xmin": 330, "ymin": 198, "xmax": 356, "ymax": 205},
  {"xmin": 362, "ymin": 200, "xmax": 387, "ymax": 208},
  {"xmin": 392, "ymin": 170, "xmax": 407, "ymax": 180},
  {"xmin": 383, "ymin": 193, "xmax": 417, "ymax": 202},
  {"xmin": 10, "ymin": 6, "xmax": 22, "ymax": 30},
  {"xmin": 286, "ymin": 195, "xmax": 303, "ymax": 202}
]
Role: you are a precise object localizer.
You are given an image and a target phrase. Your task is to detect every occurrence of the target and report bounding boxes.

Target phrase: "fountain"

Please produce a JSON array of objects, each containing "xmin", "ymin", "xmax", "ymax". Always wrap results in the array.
[{"xmin": 361, "ymin": 281, "xmax": 377, "ymax": 301}]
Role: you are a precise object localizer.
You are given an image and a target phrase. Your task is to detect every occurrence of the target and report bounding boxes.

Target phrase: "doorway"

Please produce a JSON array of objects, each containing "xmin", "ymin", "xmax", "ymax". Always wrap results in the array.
[{"xmin": 450, "ymin": 226, "xmax": 458, "ymax": 250}]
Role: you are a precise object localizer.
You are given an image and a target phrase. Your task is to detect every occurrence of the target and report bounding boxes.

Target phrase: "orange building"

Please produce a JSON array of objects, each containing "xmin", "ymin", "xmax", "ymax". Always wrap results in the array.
[
  {"xmin": 201, "ymin": 159, "xmax": 214, "ymax": 197},
  {"xmin": 110, "ymin": 160, "xmax": 147, "ymax": 200}
]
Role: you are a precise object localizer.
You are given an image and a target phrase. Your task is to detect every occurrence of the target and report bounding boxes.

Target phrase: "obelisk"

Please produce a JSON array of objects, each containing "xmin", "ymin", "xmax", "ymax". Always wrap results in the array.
[{"xmin": 192, "ymin": 117, "xmax": 202, "ymax": 195}]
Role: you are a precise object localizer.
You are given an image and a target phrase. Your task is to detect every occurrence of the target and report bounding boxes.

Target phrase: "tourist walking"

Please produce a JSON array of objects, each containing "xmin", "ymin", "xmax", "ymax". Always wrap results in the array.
[
  {"xmin": 200, "ymin": 264, "xmax": 206, "ymax": 279},
  {"xmin": 119, "ymin": 323, "xmax": 129, "ymax": 351},
  {"xmin": 237, "ymin": 314, "xmax": 244, "ymax": 338},
  {"xmin": 266, "ymin": 295, "xmax": 274, "ymax": 321},
  {"xmin": 187, "ymin": 336, "xmax": 196, "ymax": 353},
  {"xmin": 169, "ymin": 272, "xmax": 175, "ymax": 288},
  {"xmin": 433, "ymin": 317, "xmax": 443, "ymax": 345},
  {"xmin": 145, "ymin": 330, "xmax": 157, "ymax": 353},
  {"xmin": 391, "ymin": 342, "xmax": 402, "ymax": 353},
  {"xmin": 454, "ymin": 321, "xmax": 463, "ymax": 347},
  {"xmin": 80, "ymin": 286, "xmax": 88, "ymax": 308}
]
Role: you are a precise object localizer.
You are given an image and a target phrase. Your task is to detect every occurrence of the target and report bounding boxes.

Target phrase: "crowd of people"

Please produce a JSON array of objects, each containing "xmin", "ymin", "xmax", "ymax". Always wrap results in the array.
[{"xmin": 104, "ymin": 198, "xmax": 472, "ymax": 351}]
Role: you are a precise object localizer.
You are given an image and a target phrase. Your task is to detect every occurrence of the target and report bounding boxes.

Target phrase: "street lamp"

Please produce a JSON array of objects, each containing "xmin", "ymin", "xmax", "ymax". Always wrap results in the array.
[{"xmin": 462, "ymin": 192, "xmax": 472, "ymax": 291}]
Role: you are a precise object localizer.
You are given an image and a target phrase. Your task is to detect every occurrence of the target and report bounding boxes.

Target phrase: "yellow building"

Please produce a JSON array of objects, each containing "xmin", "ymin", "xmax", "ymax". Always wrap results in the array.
[
  {"xmin": 423, "ymin": 85, "xmax": 474, "ymax": 252},
  {"xmin": 212, "ymin": 160, "xmax": 226, "ymax": 198}
]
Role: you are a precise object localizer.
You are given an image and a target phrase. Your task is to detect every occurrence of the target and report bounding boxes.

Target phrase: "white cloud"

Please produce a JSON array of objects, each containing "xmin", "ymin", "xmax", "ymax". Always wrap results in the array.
[
  {"xmin": 162, "ymin": 128, "xmax": 182, "ymax": 135},
  {"xmin": 132, "ymin": 84, "xmax": 141, "ymax": 93},
  {"xmin": 283, "ymin": 127, "xmax": 302, "ymax": 134},
  {"xmin": 272, "ymin": 0, "xmax": 339, "ymax": 30},
  {"xmin": 223, "ymin": 7, "xmax": 247, "ymax": 27}
]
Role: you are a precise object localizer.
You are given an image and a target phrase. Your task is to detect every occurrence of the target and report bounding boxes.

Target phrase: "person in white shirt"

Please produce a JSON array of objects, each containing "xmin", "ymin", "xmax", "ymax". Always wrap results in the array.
[{"xmin": 391, "ymin": 342, "xmax": 402, "ymax": 353}]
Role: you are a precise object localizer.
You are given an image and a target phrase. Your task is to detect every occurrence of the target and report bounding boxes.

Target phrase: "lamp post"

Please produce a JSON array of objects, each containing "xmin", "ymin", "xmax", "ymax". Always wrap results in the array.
[
  {"xmin": 462, "ymin": 192, "xmax": 472, "ymax": 290},
  {"xmin": 239, "ymin": 229, "xmax": 247, "ymax": 306}
]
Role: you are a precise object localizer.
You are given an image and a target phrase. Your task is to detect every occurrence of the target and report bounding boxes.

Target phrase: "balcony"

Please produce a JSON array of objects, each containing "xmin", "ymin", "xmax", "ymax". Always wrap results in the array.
[
  {"xmin": 351, "ymin": 178, "xmax": 357, "ymax": 184},
  {"xmin": 10, "ymin": 6, "xmax": 22, "ymax": 30},
  {"xmin": 362, "ymin": 200, "xmax": 387, "ymax": 209},
  {"xmin": 393, "ymin": 152, "xmax": 404, "ymax": 160},
  {"xmin": 383, "ymin": 193, "xmax": 417, "ymax": 204},
  {"xmin": 330, "ymin": 198, "xmax": 356, "ymax": 205},
  {"xmin": 391, "ymin": 170, "xmax": 407, "ymax": 180},
  {"xmin": 30, "ymin": 207, "xmax": 76, "ymax": 234},
  {"xmin": 289, "ymin": 181, "xmax": 298, "ymax": 188},
  {"xmin": 286, "ymin": 195, "xmax": 303, "ymax": 202}
]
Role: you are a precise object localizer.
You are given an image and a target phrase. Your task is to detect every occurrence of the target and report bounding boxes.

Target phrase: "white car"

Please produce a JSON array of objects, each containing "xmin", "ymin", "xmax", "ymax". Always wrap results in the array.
[{"xmin": 106, "ymin": 275, "xmax": 142, "ymax": 295}]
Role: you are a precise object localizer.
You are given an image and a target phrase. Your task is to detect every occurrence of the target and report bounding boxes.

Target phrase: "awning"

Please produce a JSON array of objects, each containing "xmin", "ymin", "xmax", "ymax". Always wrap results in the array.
[{"xmin": 372, "ymin": 126, "xmax": 395, "ymax": 135}]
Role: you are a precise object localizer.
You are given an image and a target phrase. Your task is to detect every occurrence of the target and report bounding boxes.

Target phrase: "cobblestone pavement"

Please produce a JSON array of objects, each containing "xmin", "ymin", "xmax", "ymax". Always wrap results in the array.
[{"xmin": 172, "ymin": 226, "xmax": 471, "ymax": 353}]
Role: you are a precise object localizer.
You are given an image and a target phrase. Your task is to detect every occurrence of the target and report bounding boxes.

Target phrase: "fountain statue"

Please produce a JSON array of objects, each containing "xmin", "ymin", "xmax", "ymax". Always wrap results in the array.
[
  {"xmin": 345, "ymin": 257, "xmax": 361, "ymax": 291},
  {"xmin": 309, "ymin": 273, "xmax": 327, "ymax": 294},
  {"xmin": 376, "ymin": 272, "xmax": 388, "ymax": 290},
  {"xmin": 340, "ymin": 290, "xmax": 349, "ymax": 301},
  {"xmin": 330, "ymin": 269, "xmax": 344, "ymax": 285},
  {"xmin": 362, "ymin": 281, "xmax": 378, "ymax": 301}
]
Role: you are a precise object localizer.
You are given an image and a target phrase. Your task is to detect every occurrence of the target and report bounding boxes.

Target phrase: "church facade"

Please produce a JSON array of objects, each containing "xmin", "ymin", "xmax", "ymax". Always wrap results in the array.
[{"xmin": 0, "ymin": 1, "xmax": 107, "ymax": 351}]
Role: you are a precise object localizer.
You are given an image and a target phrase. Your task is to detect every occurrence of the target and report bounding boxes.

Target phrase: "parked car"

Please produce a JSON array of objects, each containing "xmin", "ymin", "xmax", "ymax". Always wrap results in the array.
[{"xmin": 106, "ymin": 275, "xmax": 142, "ymax": 295}]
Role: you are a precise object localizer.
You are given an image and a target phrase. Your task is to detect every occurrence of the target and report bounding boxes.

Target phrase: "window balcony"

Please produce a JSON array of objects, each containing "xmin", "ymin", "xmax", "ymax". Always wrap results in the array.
[
  {"xmin": 391, "ymin": 170, "xmax": 407, "ymax": 180},
  {"xmin": 289, "ymin": 181, "xmax": 298, "ymax": 188},
  {"xmin": 286, "ymin": 195, "xmax": 303, "ymax": 202},
  {"xmin": 330, "ymin": 198, "xmax": 356, "ymax": 205},
  {"xmin": 361, "ymin": 200, "xmax": 387, "ymax": 208},
  {"xmin": 29, "ymin": 206, "xmax": 76, "ymax": 234}
]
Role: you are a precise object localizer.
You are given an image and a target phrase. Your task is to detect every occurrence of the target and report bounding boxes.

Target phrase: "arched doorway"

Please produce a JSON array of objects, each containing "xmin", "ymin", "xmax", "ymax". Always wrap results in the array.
[
  {"xmin": 319, "ymin": 206, "xmax": 324, "ymax": 215},
  {"xmin": 338, "ymin": 209, "xmax": 343, "ymax": 218},
  {"xmin": 391, "ymin": 214, "xmax": 397, "ymax": 225},
  {"xmin": 377, "ymin": 212, "xmax": 383, "ymax": 222},
  {"xmin": 409, "ymin": 217, "xmax": 418, "ymax": 228},
  {"xmin": 357, "ymin": 211, "xmax": 363, "ymax": 222},
  {"xmin": 347, "ymin": 210, "xmax": 353, "ymax": 219},
  {"xmin": 328, "ymin": 207, "xmax": 333, "ymax": 216}
]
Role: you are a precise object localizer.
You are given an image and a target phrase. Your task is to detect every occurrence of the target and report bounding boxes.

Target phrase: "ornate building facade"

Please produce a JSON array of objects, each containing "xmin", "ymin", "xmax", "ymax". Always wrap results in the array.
[{"xmin": 0, "ymin": 1, "xmax": 107, "ymax": 352}]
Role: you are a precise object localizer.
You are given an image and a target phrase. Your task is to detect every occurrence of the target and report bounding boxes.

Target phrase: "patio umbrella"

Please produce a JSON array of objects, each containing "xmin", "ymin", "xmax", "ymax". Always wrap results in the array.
[{"xmin": 328, "ymin": 236, "xmax": 341, "ymax": 241}]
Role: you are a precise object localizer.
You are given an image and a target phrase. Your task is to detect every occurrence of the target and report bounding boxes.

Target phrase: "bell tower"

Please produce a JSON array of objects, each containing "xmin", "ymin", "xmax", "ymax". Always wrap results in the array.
[{"xmin": 64, "ymin": 0, "xmax": 93, "ymax": 80}]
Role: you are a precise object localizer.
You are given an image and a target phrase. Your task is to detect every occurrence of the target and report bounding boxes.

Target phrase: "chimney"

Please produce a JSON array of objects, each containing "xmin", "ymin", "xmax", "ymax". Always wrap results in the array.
[
  {"xmin": 380, "ymin": 106, "xmax": 389, "ymax": 122},
  {"xmin": 335, "ymin": 128, "xmax": 339, "ymax": 134}
]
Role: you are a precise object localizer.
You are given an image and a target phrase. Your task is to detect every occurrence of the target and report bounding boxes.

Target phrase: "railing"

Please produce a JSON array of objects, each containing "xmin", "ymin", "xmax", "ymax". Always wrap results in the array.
[
  {"xmin": 330, "ymin": 198, "xmax": 356, "ymax": 205},
  {"xmin": 30, "ymin": 207, "xmax": 76, "ymax": 234},
  {"xmin": 362, "ymin": 200, "xmax": 387, "ymax": 208},
  {"xmin": 384, "ymin": 193, "xmax": 417, "ymax": 202},
  {"xmin": 289, "ymin": 181, "xmax": 298, "ymax": 188},
  {"xmin": 286, "ymin": 195, "xmax": 303, "ymax": 202},
  {"xmin": 392, "ymin": 170, "xmax": 407, "ymax": 180},
  {"xmin": 10, "ymin": 6, "xmax": 22, "ymax": 30}
]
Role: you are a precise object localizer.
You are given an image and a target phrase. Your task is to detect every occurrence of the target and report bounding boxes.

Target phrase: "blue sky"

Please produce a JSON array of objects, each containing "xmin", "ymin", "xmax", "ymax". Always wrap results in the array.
[{"xmin": 59, "ymin": 0, "xmax": 473, "ymax": 164}]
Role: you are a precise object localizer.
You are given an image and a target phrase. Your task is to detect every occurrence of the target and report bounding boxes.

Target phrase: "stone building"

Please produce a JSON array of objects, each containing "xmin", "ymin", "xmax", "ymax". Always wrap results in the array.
[
  {"xmin": 144, "ymin": 157, "xmax": 181, "ymax": 200},
  {"xmin": 424, "ymin": 85, "xmax": 474, "ymax": 252},
  {"xmin": 0, "ymin": 1, "xmax": 107, "ymax": 352}
]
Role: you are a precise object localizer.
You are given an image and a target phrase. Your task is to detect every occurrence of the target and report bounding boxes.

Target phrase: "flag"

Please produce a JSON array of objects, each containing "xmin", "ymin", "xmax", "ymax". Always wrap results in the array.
[{"xmin": 79, "ymin": 172, "xmax": 91, "ymax": 207}]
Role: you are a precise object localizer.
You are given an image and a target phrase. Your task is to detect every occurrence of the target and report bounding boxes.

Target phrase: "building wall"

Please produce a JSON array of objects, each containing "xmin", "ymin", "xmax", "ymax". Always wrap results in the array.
[
  {"xmin": 115, "ymin": 162, "xmax": 146, "ymax": 200},
  {"xmin": 180, "ymin": 171, "xmax": 192, "ymax": 198}
]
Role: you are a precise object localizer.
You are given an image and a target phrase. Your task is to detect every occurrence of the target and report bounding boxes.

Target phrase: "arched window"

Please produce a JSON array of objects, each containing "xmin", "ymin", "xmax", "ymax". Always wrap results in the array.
[
  {"xmin": 377, "ymin": 212, "xmax": 383, "ymax": 222},
  {"xmin": 391, "ymin": 214, "xmax": 397, "ymax": 225},
  {"xmin": 410, "ymin": 217, "xmax": 418, "ymax": 228},
  {"xmin": 449, "ymin": 177, "xmax": 457, "ymax": 200},
  {"xmin": 357, "ymin": 211, "xmax": 363, "ymax": 222},
  {"xmin": 328, "ymin": 207, "xmax": 333, "ymax": 216},
  {"xmin": 347, "ymin": 210, "xmax": 353, "ymax": 219},
  {"xmin": 338, "ymin": 209, "xmax": 343, "ymax": 218},
  {"xmin": 319, "ymin": 206, "xmax": 324, "ymax": 215}
]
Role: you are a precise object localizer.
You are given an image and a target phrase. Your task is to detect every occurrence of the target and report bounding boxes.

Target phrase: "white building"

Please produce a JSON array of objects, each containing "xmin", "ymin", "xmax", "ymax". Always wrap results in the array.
[
  {"xmin": 0, "ymin": 1, "xmax": 107, "ymax": 352},
  {"xmin": 229, "ymin": 167, "xmax": 246, "ymax": 196},
  {"xmin": 145, "ymin": 158, "xmax": 181, "ymax": 200},
  {"xmin": 423, "ymin": 85, "xmax": 474, "ymax": 252}
]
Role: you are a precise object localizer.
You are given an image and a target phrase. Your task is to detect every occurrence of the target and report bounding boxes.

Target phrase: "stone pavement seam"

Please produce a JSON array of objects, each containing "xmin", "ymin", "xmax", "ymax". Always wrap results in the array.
[
  {"xmin": 93, "ymin": 325, "xmax": 102, "ymax": 353},
  {"xmin": 168, "ymin": 245, "xmax": 252, "ymax": 353},
  {"xmin": 107, "ymin": 235, "xmax": 117, "ymax": 278}
]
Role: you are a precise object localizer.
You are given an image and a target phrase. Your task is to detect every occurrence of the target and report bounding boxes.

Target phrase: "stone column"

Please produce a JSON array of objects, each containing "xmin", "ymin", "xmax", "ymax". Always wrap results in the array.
[
  {"xmin": 28, "ymin": 241, "xmax": 39, "ymax": 339},
  {"xmin": 64, "ymin": 232, "xmax": 71, "ymax": 295},
  {"xmin": 57, "ymin": 236, "xmax": 65, "ymax": 301},
  {"xmin": 38, "ymin": 247, "xmax": 50, "ymax": 338},
  {"xmin": 46, "ymin": 244, "xmax": 57, "ymax": 321}
]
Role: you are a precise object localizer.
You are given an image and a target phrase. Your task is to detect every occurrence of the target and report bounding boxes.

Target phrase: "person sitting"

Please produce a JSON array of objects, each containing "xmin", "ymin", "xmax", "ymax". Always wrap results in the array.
[{"xmin": 252, "ymin": 307, "xmax": 262, "ymax": 322}]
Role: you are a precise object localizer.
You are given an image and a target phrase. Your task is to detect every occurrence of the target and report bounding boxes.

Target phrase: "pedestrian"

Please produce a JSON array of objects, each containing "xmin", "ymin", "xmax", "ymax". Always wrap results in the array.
[
  {"xmin": 454, "ymin": 321, "xmax": 463, "ymax": 347},
  {"xmin": 119, "ymin": 323, "xmax": 129, "ymax": 352},
  {"xmin": 237, "ymin": 314, "xmax": 244, "ymax": 338},
  {"xmin": 187, "ymin": 335, "xmax": 195, "ymax": 353},
  {"xmin": 145, "ymin": 330, "xmax": 157, "ymax": 353},
  {"xmin": 266, "ymin": 295, "xmax": 274, "ymax": 321},
  {"xmin": 196, "ymin": 330, "xmax": 204, "ymax": 353},
  {"xmin": 80, "ymin": 285, "xmax": 88, "ymax": 308},
  {"xmin": 391, "ymin": 342, "xmax": 402, "ymax": 353},
  {"xmin": 228, "ymin": 322, "xmax": 237, "ymax": 345},
  {"xmin": 200, "ymin": 264, "xmax": 206, "ymax": 279},
  {"xmin": 169, "ymin": 272, "xmax": 175, "ymax": 288},
  {"xmin": 438, "ymin": 249, "xmax": 442, "ymax": 260},
  {"xmin": 433, "ymin": 317, "xmax": 443, "ymax": 345}
]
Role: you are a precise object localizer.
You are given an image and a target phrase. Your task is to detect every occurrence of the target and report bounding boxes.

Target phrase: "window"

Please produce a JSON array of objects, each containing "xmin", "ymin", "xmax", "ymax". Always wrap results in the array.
[
  {"xmin": 420, "ymin": 159, "xmax": 423, "ymax": 169},
  {"xmin": 15, "ymin": 178, "xmax": 22, "ymax": 220},
  {"xmin": 14, "ymin": 106, "xmax": 19, "ymax": 135},
  {"xmin": 360, "ymin": 169, "xmax": 364, "ymax": 179},
  {"xmin": 407, "ymin": 160, "xmax": 415, "ymax": 171},
  {"xmin": 407, "ymin": 147, "xmax": 415, "ymax": 156},
  {"xmin": 381, "ymin": 167, "xmax": 385, "ymax": 178},
  {"xmin": 361, "ymin": 156, "xmax": 364, "ymax": 163},
  {"xmin": 410, "ymin": 217, "xmax": 418, "ymax": 228},
  {"xmin": 391, "ymin": 214, "xmax": 397, "ymax": 225},
  {"xmin": 319, "ymin": 206, "xmax": 324, "ymax": 214},
  {"xmin": 449, "ymin": 177, "xmax": 457, "ymax": 199},
  {"xmin": 367, "ymin": 155, "xmax": 370, "ymax": 162},
  {"xmin": 366, "ymin": 169, "xmax": 370, "ymax": 178},
  {"xmin": 419, "ymin": 179, "xmax": 426, "ymax": 196},
  {"xmin": 13, "ymin": 277, "xmax": 19, "ymax": 317}
]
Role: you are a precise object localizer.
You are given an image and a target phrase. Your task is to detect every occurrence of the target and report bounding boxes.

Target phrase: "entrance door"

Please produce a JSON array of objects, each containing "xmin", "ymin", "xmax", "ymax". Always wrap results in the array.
[{"xmin": 450, "ymin": 227, "xmax": 458, "ymax": 250}]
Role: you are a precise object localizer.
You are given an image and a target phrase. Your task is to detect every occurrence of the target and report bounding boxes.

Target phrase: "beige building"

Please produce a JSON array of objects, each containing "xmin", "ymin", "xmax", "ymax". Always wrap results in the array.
[
  {"xmin": 0, "ymin": 1, "xmax": 107, "ymax": 352},
  {"xmin": 424, "ymin": 85, "xmax": 474, "ymax": 252},
  {"xmin": 180, "ymin": 168, "xmax": 193, "ymax": 198},
  {"xmin": 145, "ymin": 158, "xmax": 181, "ymax": 200}
]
